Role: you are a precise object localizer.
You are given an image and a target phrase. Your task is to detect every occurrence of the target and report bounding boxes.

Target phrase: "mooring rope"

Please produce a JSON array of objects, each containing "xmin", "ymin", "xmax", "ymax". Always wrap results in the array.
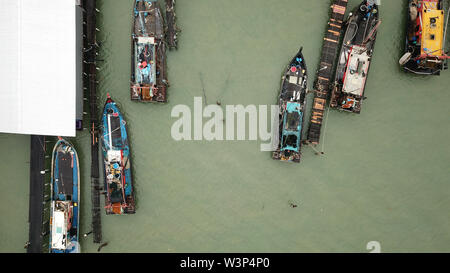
[
  {"xmin": 38, "ymin": 136, "xmax": 45, "ymax": 151},
  {"xmin": 443, "ymin": 1, "xmax": 450, "ymax": 50},
  {"xmin": 320, "ymin": 105, "xmax": 331, "ymax": 155},
  {"xmin": 308, "ymin": 142, "xmax": 322, "ymax": 155}
]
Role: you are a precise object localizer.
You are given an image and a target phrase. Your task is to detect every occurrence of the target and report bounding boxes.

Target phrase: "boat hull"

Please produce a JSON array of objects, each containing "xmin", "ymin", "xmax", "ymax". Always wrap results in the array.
[
  {"xmin": 165, "ymin": 0, "xmax": 179, "ymax": 49},
  {"xmin": 49, "ymin": 139, "xmax": 80, "ymax": 253},
  {"xmin": 101, "ymin": 96, "xmax": 135, "ymax": 215},
  {"xmin": 272, "ymin": 48, "xmax": 308, "ymax": 163},
  {"xmin": 130, "ymin": 0, "xmax": 168, "ymax": 102},
  {"xmin": 401, "ymin": 0, "xmax": 448, "ymax": 75},
  {"xmin": 330, "ymin": 0, "xmax": 380, "ymax": 114}
]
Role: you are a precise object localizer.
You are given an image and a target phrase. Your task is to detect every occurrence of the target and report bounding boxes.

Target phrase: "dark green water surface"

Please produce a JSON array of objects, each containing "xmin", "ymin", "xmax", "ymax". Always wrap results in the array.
[{"xmin": 1, "ymin": 0, "xmax": 449, "ymax": 252}]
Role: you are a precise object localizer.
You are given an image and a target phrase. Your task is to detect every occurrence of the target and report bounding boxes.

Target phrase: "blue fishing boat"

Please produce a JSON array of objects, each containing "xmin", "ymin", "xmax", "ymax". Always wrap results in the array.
[
  {"xmin": 101, "ymin": 94, "xmax": 135, "ymax": 215},
  {"xmin": 273, "ymin": 48, "xmax": 308, "ymax": 163},
  {"xmin": 49, "ymin": 138, "xmax": 80, "ymax": 253},
  {"xmin": 130, "ymin": 0, "xmax": 168, "ymax": 102}
]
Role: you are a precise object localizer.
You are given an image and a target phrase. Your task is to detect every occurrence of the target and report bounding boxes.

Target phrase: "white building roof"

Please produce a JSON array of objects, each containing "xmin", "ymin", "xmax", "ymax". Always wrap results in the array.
[{"xmin": 0, "ymin": 0, "xmax": 77, "ymax": 136}]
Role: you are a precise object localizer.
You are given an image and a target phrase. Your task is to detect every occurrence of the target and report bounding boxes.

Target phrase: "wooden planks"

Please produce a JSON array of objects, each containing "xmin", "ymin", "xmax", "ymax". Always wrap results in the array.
[
  {"xmin": 83, "ymin": 0, "xmax": 102, "ymax": 244},
  {"xmin": 28, "ymin": 136, "xmax": 46, "ymax": 253},
  {"xmin": 307, "ymin": 0, "xmax": 348, "ymax": 144}
]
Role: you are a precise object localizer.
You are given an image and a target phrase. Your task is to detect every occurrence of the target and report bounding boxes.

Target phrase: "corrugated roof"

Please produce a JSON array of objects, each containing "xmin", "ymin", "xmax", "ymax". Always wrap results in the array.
[{"xmin": 0, "ymin": 0, "xmax": 77, "ymax": 136}]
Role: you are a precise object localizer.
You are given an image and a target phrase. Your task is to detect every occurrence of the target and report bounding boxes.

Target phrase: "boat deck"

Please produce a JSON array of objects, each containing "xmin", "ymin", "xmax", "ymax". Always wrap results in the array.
[
  {"xmin": 56, "ymin": 151, "xmax": 74, "ymax": 196},
  {"xmin": 133, "ymin": 1, "xmax": 164, "ymax": 39},
  {"xmin": 341, "ymin": 45, "xmax": 370, "ymax": 97},
  {"xmin": 421, "ymin": 8, "xmax": 444, "ymax": 56}
]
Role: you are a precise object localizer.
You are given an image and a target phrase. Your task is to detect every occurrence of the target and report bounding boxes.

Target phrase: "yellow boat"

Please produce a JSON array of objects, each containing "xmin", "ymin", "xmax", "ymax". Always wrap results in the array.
[{"xmin": 400, "ymin": 0, "xmax": 449, "ymax": 75}]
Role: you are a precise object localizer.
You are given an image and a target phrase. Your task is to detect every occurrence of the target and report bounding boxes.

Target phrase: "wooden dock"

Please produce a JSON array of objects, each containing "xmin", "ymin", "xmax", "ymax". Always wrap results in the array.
[
  {"xmin": 27, "ymin": 136, "xmax": 46, "ymax": 253},
  {"xmin": 82, "ymin": 0, "xmax": 102, "ymax": 244},
  {"xmin": 307, "ymin": 0, "xmax": 348, "ymax": 145}
]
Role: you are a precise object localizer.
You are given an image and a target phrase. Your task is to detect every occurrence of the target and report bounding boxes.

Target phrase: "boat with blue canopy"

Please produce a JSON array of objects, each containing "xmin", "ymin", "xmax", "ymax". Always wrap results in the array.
[
  {"xmin": 101, "ymin": 94, "xmax": 135, "ymax": 215},
  {"xmin": 130, "ymin": 0, "xmax": 168, "ymax": 102},
  {"xmin": 272, "ymin": 48, "xmax": 308, "ymax": 163},
  {"xmin": 49, "ymin": 138, "xmax": 80, "ymax": 253}
]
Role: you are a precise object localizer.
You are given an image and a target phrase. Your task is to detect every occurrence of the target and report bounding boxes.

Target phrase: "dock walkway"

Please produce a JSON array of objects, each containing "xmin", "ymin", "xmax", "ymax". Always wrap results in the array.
[
  {"xmin": 27, "ymin": 136, "xmax": 46, "ymax": 253},
  {"xmin": 83, "ymin": 0, "xmax": 102, "ymax": 244},
  {"xmin": 308, "ymin": 0, "xmax": 348, "ymax": 144}
]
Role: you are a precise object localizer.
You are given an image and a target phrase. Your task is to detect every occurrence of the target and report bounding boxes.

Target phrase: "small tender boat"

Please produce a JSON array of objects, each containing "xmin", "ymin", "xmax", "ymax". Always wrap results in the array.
[
  {"xmin": 400, "ymin": 0, "xmax": 449, "ymax": 75},
  {"xmin": 49, "ymin": 138, "xmax": 80, "ymax": 253},
  {"xmin": 165, "ymin": 0, "xmax": 180, "ymax": 50},
  {"xmin": 272, "ymin": 48, "xmax": 308, "ymax": 163},
  {"xmin": 130, "ymin": 0, "xmax": 168, "ymax": 102},
  {"xmin": 330, "ymin": 0, "xmax": 381, "ymax": 114},
  {"xmin": 101, "ymin": 94, "xmax": 135, "ymax": 215}
]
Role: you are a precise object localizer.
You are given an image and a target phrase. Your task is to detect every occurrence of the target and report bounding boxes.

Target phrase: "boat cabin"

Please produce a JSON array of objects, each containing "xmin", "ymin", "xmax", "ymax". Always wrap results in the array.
[
  {"xmin": 106, "ymin": 150, "xmax": 125, "ymax": 200},
  {"xmin": 342, "ymin": 45, "xmax": 370, "ymax": 98},
  {"xmin": 131, "ymin": 37, "xmax": 157, "ymax": 101},
  {"xmin": 421, "ymin": 7, "xmax": 445, "ymax": 57},
  {"xmin": 106, "ymin": 110, "xmax": 124, "ymax": 149},
  {"xmin": 135, "ymin": 37, "xmax": 156, "ymax": 86},
  {"xmin": 281, "ymin": 57, "xmax": 307, "ymax": 103},
  {"xmin": 50, "ymin": 201, "xmax": 72, "ymax": 251},
  {"xmin": 281, "ymin": 102, "xmax": 302, "ymax": 153}
]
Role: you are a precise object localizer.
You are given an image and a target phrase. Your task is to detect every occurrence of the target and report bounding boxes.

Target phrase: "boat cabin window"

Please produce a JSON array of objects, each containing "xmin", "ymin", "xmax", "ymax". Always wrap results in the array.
[
  {"xmin": 285, "ymin": 112, "xmax": 300, "ymax": 131},
  {"xmin": 289, "ymin": 75, "xmax": 299, "ymax": 84},
  {"xmin": 284, "ymin": 135, "xmax": 298, "ymax": 149},
  {"xmin": 109, "ymin": 182, "xmax": 124, "ymax": 203},
  {"xmin": 109, "ymin": 115, "xmax": 123, "ymax": 148},
  {"xmin": 430, "ymin": 17, "xmax": 437, "ymax": 26}
]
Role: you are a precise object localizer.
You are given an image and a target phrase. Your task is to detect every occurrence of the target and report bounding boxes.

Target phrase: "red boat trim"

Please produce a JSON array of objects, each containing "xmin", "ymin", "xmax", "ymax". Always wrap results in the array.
[{"xmin": 341, "ymin": 46, "xmax": 353, "ymax": 92}]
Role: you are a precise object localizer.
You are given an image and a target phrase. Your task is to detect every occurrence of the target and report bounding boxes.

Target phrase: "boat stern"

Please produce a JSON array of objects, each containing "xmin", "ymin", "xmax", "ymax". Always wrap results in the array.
[{"xmin": 273, "ymin": 102, "xmax": 303, "ymax": 163}]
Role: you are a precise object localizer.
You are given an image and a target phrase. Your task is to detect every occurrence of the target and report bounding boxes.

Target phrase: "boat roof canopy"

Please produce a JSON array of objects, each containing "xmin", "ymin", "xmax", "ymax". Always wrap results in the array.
[
  {"xmin": 51, "ymin": 210, "xmax": 68, "ymax": 250},
  {"xmin": 138, "ymin": 37, "xmax": 155, "ymax": 44},
  {"xmin": 421, "ymin": 9, "xmax": 445, "ymax": 56}
]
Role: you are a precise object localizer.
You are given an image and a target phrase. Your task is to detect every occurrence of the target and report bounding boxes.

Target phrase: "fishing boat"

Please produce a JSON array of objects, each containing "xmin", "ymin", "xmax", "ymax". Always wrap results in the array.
[
  {"xmin": 400, "ymin": 0, "xmax": 449, "ymax": 75},
  {"xmin": 165, "ymin": 0, "xmax": 180, "ymax": 49},
  {"xmin": 49, "ymin": 138, "xmax": 80, "ymax": 253},
  {"xmin": 330, "ymin": 0, "xmax": 381, "ymax": 114},
  {"xmin": 272, "ymin": 48, "xmax": 308, "ymax": 163},
  {"xmin": 101, "ymin": 94, "xmax": 136, "ymax": 215},
  {"xmin": 130, "ymin": 0, "xmax": 168, "ymax": 102}
]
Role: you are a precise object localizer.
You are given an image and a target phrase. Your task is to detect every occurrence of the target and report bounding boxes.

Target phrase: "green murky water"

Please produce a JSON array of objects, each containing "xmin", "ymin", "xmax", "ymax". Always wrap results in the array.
[{"xmin": 1, "ymin": 0, "xmax": 450, "ymax": 252}]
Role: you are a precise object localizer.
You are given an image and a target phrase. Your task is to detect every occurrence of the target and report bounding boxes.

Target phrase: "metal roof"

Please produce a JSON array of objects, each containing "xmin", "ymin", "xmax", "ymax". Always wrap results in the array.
[{"xmin": 0, "ymin": 0, "xmax": 77, "ymax": 136}]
